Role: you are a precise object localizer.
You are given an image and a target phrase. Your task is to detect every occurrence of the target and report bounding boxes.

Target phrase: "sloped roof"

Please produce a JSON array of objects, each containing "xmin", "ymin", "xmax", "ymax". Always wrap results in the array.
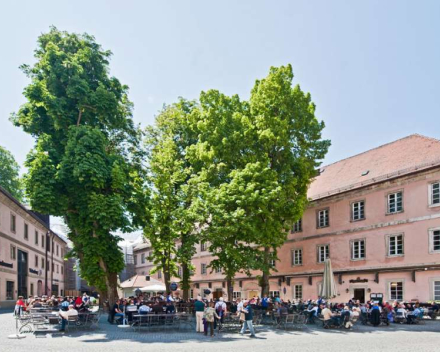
[
  {"xmin": 308, "ymin": 134, "xmax": 440, "ymax": 200},
  {"xmin": 120, "ymin": 274, "xmax": 163, "ymax": 289},
  {"xmin": 133, "ymin": 241, "xmax": 152, "ymax": 251}
]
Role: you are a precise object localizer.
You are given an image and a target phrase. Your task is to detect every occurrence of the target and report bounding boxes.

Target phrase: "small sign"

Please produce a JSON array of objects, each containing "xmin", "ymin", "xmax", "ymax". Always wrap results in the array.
[
  {"xmin": 170, "ymin": 282, "xmax": 178, "ymax": 291},
  {"xmin": 29, "ymin": 268, "xmax": 39, "ymax": 274},
  {"xmin": 0, "ymin": 260, "xmax": 13, "ymax": 268}
]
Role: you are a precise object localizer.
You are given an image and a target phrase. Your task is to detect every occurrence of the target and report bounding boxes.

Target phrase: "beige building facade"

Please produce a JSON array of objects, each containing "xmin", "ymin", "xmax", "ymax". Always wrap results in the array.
[{"xmin": 0, "ymin": 187, "xmax": 67, "ymax": 307}]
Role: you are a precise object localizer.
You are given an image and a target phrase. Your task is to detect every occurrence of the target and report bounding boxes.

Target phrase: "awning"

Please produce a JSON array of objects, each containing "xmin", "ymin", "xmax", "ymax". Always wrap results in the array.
[{"xmin": 139, "ymin": 284, "xmax": 166, "ymax": 292}]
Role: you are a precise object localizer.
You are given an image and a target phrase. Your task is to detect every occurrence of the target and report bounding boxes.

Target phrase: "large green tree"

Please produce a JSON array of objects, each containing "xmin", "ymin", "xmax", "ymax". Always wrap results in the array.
[
  {"xmin": 12, "ymin": 27, "xmax": 148, "ymax": 305},
  {"xmin": 188, "ymin": 65, "xmax": 330, "ymax": 297},
  {"xmin": 144, "ymin": 100, "xmax": 202, "ymax": 298},
  {"xmin": 0, "ymin": 145, "xmax": 24, "ymax": 201},
  {"xmin": 186, "ymin": 90, "xmax": 260, "ymax": 300}
]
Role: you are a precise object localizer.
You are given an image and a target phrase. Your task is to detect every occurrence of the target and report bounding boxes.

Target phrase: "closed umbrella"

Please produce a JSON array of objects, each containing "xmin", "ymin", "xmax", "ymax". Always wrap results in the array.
[{"xmin": 320, "ymin": 259, "xmax": 338, "ymax": 299}]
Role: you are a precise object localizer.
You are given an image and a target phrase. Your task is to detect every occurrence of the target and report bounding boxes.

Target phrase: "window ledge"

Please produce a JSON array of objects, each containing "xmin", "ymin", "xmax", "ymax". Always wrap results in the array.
[
  {"xmin": 350, "ymin": 218, "xmax": 366, "ymax": 223},
  {"xmin": 386, "ymin": 254, "xmax": 405, "ymax": 258},
  {"xmin": 386, "ymin": 211, "xmax": 404, "ymax": 216},
  {"xmin": 350, "ymin": 258, "xmax": 366, "ymax": 262},
  {"xmin": 429, "ymin": 203, "xmax": 440, "ymax": 208}
]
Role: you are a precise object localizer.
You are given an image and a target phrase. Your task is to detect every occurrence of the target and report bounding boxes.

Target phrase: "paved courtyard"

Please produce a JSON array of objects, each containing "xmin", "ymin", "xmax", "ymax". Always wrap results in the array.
[{"xmin": 1, "ymin": 311, "xmax": 439, "ymax": 352}]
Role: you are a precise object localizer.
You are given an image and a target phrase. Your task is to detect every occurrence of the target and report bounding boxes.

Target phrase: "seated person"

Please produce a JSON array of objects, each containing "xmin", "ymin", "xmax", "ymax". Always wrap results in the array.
[
  {"xmin": 152, "ymin": 303, "xmax": 163, "ymax": 314},
  {"xmin": 59, "ymin": 304, "xmax": 78, "ymax": 332},
  {"xmin": 395, "ymin": 305, "xmax": 407, "ymax": 323},
  {"xmin": 165, "ymin": 302, "xmax": 176, "ymax": 314},
  {"xmin": 110, "ymin": 299, "xmax": 124, "ymax": 324},
  {"xmin": 139, "ymin": 303, "xmax": 152, "ymax": 314},
  {"xmin": 321, "ymin": 304, "xmax": 341, "ymax": 327},
  {"xmin": 407, "ymin": 306, "xmax": 422, "ymax": 324}
]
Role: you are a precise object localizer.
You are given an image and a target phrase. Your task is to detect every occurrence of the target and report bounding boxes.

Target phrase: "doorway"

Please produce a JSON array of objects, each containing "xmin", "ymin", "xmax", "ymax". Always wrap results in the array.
[
  {"xmin": 212, "ymin": 288, "xmax": 223, "ymax": 300},
  {"xmin": 17, "ymin": 250, "xmax": 28, "ymax": 298},
  {"xmin": 353, "ymin": 288, "xmax": 365, "ymax": 303}
]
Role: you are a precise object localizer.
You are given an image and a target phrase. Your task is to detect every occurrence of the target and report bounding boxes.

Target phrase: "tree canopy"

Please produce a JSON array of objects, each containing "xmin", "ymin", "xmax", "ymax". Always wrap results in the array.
[
  {"xmin": 12, "ymin": 27, "xmax": 148, "ymax": 303},
  {"xmin": 0, "ymin": 145, "xmax": 24, "ymax": 201}
]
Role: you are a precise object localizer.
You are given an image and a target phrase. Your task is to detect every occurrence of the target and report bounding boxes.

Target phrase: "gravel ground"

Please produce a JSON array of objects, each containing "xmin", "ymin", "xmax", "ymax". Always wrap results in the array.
[{"xmin": 1, "ymin": 310, "xmax": 439, "ymax": 352}]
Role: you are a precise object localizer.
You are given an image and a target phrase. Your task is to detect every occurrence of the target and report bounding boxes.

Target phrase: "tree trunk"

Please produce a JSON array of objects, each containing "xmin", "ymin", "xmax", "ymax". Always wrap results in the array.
[
  {"xmin": 181, "ymin": 262, "xmax": 190, "ymax": 301},
  {"xmin": 260, "ymin": 247, "xmax": 270, "ymax": 297},
  {"xmin": 162, "ymin": 258, "xmax": 171, "ymax": 293},
  {"xmin": 226, "ymin": 277, "xmax": 234, "ymax": 302}
]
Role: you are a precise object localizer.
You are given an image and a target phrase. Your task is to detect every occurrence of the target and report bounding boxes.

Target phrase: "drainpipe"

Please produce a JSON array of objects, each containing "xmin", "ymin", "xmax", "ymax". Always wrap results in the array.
[
  {"xmin": 51, "ymin": 232, "xmax": 54, "ymax": 295},
  {"xmin": 44, "ymin": 231, "xmax": 49, "ymax": 295}
]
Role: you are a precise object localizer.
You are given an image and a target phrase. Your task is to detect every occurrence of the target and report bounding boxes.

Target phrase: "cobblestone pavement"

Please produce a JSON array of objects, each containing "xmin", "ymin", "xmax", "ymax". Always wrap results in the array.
[{"xmin": 1, "ymin": 311, "xmax": 439, "ymax": 352}]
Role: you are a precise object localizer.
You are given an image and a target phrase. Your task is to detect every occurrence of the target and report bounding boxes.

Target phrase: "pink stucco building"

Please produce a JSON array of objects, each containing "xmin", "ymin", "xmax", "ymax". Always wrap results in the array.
[{"xmin": 134, "ymin": 134, "xmax": 440, "ymax": 303}]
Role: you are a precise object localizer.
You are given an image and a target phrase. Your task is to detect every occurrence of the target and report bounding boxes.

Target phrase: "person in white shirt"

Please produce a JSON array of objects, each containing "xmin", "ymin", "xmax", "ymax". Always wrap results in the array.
[
  {"xmin": 59, "ymin": 305, "xmax": 78, "ymax": 331},
  {"xmin": 139, "ymin": 304, "xmax": 152, "ymax": 314}
]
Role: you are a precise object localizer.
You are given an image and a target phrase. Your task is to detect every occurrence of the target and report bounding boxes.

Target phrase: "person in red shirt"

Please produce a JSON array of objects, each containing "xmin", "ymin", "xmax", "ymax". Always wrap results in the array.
[{"xmin": 15, "ymin": 296, "xmax": 26, "ymax": 315}]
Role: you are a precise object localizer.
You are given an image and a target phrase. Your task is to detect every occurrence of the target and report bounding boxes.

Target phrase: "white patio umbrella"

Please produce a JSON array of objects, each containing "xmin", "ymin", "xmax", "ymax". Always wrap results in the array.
[
  {"xmin": 320, "ymin": 259, "xmax": 338, "ymax": 300},
  {"xmin": 139, "ymin": 284, "xmax": 166, "ymax": 292}
]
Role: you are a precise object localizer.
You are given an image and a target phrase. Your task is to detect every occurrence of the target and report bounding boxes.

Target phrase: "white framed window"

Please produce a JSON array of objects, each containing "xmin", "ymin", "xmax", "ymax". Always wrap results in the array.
[
  {"xmin": 387, "ymin": 191, "xmax": 403, "ymax": 214},
  {"xmin": 351, "ymin": 200, "xmax": 365, "ymax": 221},
  {"xmin": 317, "ymin": 209, "xmax": 329, "ymax": 228},
  {"xmin": 317, "ymin": 244, "xmax": 330, "ymax": 263},
  {"xmin": 35, "ymin": 255, "xmax": 38, "ymax": 267},
  {"xmin": 429, "ymin": 228, "xmax": 440, "ymax": 253},
  {"xmin": 270, "ymin": 259, "xmax": 276, "ymax": 268},
  {"xmin": 351, "ymin": 239, "xmax": 366, "ymax": 260},
  {"xmin": 133, "ymin": 255, "xmax": 137, "ymax": 265},
  {"xmin": 35, "ymin": 230, "xmax": 39, "ymax": 245},
  {"xmin": 292, "ymin": 219, "xmax": 302, "ymax": 233},
  {"xmin": 389, "ymin": 281, "xmax": 403, "ymax": 300},
  {"xmin": 434, "ymin": 281, "xmax": 440, "ymax": 301},
  {"xmin": 141, "ymin": 253, "xmax": 145, "ymax": 264},
  {"xmin": 201, "ymin": 263, "xmax": 207, "ymax": 275},
  {"xmin": 429, "ymin": 182, "xmax": 440, "ymax": 206},
  {"xmin": 24, "ymin": 223, "xmax": 29, "ymax": 240},
  {"xmin": 214, "ymin": 267, "xmax": 221, "ymax": 274},
  {"xmin": 387, "ymin": 234, "xmax": 404, "ymax": 256},
  {"xmin": 190, "ymin": 289, "xmax": 194, "ymax": 299},
  {"xmin": 41, "ymin": 257, "xmax": 44, "ymax": 268},
  {"xmin": 292, "ymin": 249, "xmax": 302, "ymax": 266},
  {"xmin": 200, "ymin": 241, "xmax": 207, "ymax": 252},
  {"xmin": 269, "ymin": 290, "xmax": 280, "ymax": 298},
  {"xmin": 293, "ymin": 284, "xmax": 303, "ymax": 300},
  {"xmin": 233, "ymin": 291, "xmax": 241, "ymax": 300}
]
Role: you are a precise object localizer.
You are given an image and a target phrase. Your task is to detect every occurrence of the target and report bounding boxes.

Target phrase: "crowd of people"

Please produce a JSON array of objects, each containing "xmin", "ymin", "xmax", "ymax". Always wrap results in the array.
[
  {"xmin": 16, "ymin": 291, "xmax": 440, "ymax": 334},
  {"xmin": 14, "ymin": 293, "xmax": 99, "ymax": 332}
]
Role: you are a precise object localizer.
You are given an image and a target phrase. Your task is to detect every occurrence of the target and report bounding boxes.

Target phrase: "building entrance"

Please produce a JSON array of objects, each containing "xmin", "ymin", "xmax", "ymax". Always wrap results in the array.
[
  {"xmin": 17, "ymin": 250, "xmax": 28, "ymax": 298},
  {"xmin": 353, "ymin": 288, "xmax": 365, "ymax": 303}
]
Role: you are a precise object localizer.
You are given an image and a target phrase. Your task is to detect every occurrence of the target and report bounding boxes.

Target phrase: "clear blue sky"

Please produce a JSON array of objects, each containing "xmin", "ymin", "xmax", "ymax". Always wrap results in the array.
[{"xmin": 1, "ymin": 0, "xmax": 440, "ymax": 171}]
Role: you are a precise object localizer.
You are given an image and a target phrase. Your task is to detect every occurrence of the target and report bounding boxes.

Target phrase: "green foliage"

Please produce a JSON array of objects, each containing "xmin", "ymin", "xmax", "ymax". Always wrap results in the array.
[
  {"xmin": 0, "ymin": 145, "xmax": 24, "ymax": 201},
  {"xmin": 144, "ymin": 100, "xmax": 203, "ymax": 295},
  {"xmin": 187, "ymin": 65, "xmax": 330, "ymax": 295},
  {"xmin": 12, "ymin": 27, "xmax": 148, "ymax": 298}
]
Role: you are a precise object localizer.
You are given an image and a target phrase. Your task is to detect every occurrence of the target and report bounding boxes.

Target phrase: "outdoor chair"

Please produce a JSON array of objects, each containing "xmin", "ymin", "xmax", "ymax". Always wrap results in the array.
[{"xmin": 66, "ymin": 315, "xmax": 80, "ymax": 331}]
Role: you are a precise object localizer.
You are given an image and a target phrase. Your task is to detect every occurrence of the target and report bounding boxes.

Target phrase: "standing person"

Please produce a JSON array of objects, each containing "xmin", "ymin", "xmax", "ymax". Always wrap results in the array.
[
  {"xmin": 261, "ymin": 295, "xmax": 270, "ymax": 311},
  {"xmin": 204, "ymin": 302, "xmax": 220, "ymax": 337},
  {"xmin": 239, "ymin": 300, "xmax": 256, "ymax": 338},
  {"xmin": 195, "ymin": 296, "xmax": 205, "ymax": 333},
  {"xmin": 214, "ymin": 297, "xmax": 227, "ymax": 330}
]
